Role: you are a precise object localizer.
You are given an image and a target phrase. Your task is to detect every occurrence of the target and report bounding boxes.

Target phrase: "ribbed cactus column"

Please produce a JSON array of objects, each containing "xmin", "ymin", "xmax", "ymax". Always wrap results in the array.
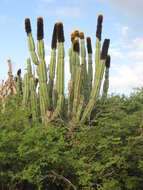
[
  {"xmin": 79, "ymin": 32, "xmax": 88, "ymax": 102},
  {"xmin": 72, "ymin": 38, "xmax": 82, "ymax": 119},
  {"xmin": 68, "ymin": 32, "xmax": 75, "ymax": 118},
  {"xmin": 51, "ymin": 22, "xmax": 65, "ymax": 120},
  {"xmin": 94, "ymin": 14, "xmax": 103, "ymax": 84},
  {"xmin": 25, "ymin": 17, "xmax": 50, "ymax": 124},
  {"xmin": 102, "ymin": 55, "xmax": 111, "ymax": 100},
  {"xmin": 48, "ymin": 24, "xmax": 57, "ymax": 109},
  {"xmin": 86, "ymin": 37, "xmax": 93, "ymax": 96}
]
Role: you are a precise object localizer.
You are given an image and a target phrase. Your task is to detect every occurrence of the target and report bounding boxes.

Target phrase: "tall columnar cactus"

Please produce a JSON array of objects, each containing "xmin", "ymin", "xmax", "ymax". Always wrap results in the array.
[
  {"xmin": 102, "ymin": 55, "xmax": 111, "ymax": 100},
  {"xmin": 48, "ymin": 24, "xmax": 57, "ymax": 109},
  {"xmin": 25, "ymin": 17, "xmax": 50, "ymax": 124},
  {"xmin": 81, "ymin": 13, "xmax": 110, "ymax": 123},
  {"xmin": 22, "ymin": 14, "xmax": 111, "ymax": 124},
  {"xmin": 72, "ymin": 38, "xmax": 82, "ymax": 119},
  {"xmin": 51, "ymin": 22, "xmax": 65, "ymax": 120},
  {"xmin": 68, "ymin": 32, "xmax": 75, "ymax": 117},
  {"xmin": 86, "ymin": 37, "xmax": 93, "ymax": 96},
  {"xmin": 79, "ymin": 32, "xmax": 88, "ymax": 102}
]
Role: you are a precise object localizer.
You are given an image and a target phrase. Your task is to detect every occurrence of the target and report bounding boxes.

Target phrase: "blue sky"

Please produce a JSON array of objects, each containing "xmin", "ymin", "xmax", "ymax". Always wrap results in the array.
[{"xmin": 0, "ymin": 0, "xmax": 143, "ymax": 94}]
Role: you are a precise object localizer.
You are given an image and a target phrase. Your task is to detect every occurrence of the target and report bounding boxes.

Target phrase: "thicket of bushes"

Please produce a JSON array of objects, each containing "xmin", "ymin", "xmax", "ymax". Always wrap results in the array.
[{"xmin": 0, "ymin": 90, "xmax": 143, "ymax": 189}]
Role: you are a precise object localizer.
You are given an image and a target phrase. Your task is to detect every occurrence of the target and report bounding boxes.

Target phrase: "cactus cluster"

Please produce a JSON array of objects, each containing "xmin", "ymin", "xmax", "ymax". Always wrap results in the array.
[{"xmin": 0, "ymin": 13, "xmax": 111, "ymax": 125}]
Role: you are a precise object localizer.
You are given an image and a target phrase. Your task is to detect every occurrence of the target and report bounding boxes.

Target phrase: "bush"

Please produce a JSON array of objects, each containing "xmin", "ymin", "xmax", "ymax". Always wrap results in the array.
[{"xmin": 0, "ymin": 91, "xmax": 143, "ymax": 189}]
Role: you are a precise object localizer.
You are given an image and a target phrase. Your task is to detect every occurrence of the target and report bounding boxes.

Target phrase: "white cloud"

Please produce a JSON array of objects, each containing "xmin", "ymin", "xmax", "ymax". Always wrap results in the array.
[
  {"xmin": 106, "ymin": 0, "xmax": 143, "ymax": 18},
  {"xmin": 109, "ymin": 34, "xmax": 143, "ymax": 94},
  {"xmin": 121, "ymin": 26, "xmax": 129, "ymax": 37}
]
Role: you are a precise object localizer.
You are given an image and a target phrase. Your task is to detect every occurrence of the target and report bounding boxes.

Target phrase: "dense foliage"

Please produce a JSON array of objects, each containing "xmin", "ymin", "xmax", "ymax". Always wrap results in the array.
[{"xmin": 0, "ymin": 90, "xmax": 143, "ymax": 190}]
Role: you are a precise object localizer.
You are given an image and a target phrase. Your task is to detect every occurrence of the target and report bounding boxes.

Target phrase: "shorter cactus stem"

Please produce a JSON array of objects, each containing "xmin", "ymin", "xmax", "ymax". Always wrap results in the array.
[
  {"xmin": 30, "ymin": 76, "xmax": 39, "ymax": 121},
  {"xmin": 67, "ymin": 80, "xmax": 73, "ymax": 118},
  {"xmin": 102, "ymin": 55, "xmax": 110, "ymax": 100},
  {"xmin": 15, "ymin": 69, "xmax": 22, "ymax": 95}
]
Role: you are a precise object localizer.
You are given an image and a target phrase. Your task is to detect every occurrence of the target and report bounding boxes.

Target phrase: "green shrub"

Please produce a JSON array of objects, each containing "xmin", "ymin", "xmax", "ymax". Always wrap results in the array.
[{"xmin": 0, "ymin": 91, "xmax": 143, "ymax": 189}]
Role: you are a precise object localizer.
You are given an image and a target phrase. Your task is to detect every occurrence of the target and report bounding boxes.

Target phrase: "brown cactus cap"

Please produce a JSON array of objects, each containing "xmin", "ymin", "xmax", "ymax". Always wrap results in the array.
[
  {"xmin": 73, "ymin": 38, "xmax": 80, "ymax": 53},
  {"xmin": 25, "ymin": 18, "xmax": 31, "ymax": 34},
  {"xmin": 101, "ymin": 39, "xmax": 110, "ymax": 60},
  {"xmin": 86, "ymin": 36, "xmax": 92, "ymax": 54},
  {"xmin": 79, "ymin": 32, "xmax": 84, "ymax": 39},
  {"xmin": 37, "ymin": 17, "xmax": 44, "ymax": 40},
  {"xmin": 51, "ymin": 24, "xmax": 57, "ymax": 49},
  {"xmin": 96, "ymin": 13, "xmax": 103, "ymax": 41},
  {"xmin": 56, "ymin": 22, "xmax": 65, "ymax": 43},
  {"xmin": 74, "ymin": 29, "xmax": 79, "ymax": 38},
  {"xmin": 71, "ymin": 32, "xmax": 75, "ymax": 43},
  {"xmin": 17, "ymin": 69, "xmax": 21, "ymax": 76},
  {"xmin": 105, "ymin": 54, "xmax": 111, "ymax": 68}
]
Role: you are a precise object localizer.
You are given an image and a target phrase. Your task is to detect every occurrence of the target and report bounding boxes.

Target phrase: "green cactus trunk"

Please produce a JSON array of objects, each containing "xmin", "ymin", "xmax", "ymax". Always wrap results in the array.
[
  {"xmin": 51, "ymin": 23, "xmax": 65, "ymax": 120},
  {"xmin": 52, "ymin": 42, "xmax": 65, "ymax": 119},
  {"xmin": 102, "ymin": 67, "xmax": 109, "ymax": 100},
  {"xmin": 80, "ymin": 35, "xmax": 88, "ymax": 102},
  {"xmin": 68, "ymin": 42, "xmax": 74, "ymax": 117},
  {"xmin": 102, "ymin": 55, "xmax": 110, "ymax": 100}
]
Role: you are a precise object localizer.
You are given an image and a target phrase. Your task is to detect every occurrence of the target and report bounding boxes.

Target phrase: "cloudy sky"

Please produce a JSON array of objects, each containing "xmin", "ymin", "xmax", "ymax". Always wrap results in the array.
[{"xmin": 0, "ymin": 0, "xmax": 143, "ymax": 95}]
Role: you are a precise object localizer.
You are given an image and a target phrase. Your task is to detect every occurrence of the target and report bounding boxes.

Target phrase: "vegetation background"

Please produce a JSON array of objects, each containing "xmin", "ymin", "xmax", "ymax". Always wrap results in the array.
[{"xmin": 0, "ymin": 90, "xmax": 143, "ymax": 189}]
